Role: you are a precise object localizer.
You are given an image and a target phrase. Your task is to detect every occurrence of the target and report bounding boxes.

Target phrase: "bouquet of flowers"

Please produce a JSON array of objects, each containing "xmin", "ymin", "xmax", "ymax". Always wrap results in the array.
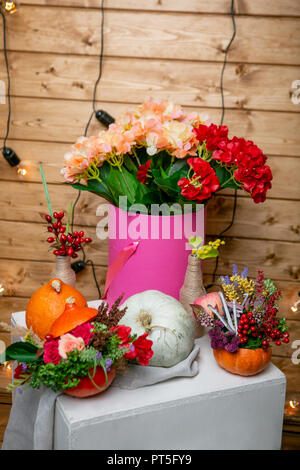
[
  {"xmin": 192, "ymin": 265, "xmax": 289, "ymax": 354},
  {"xmin": 62, "ymin": 99, "xmax": 272, "ymax": 210},
  {"xmin": 3, "ymin": 296, "xmax": 153, "ymax": 396}
]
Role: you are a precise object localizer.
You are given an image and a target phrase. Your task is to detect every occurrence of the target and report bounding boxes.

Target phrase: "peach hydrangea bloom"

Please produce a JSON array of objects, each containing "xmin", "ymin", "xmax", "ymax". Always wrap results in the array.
[
  {"xmin": 61, "ymin": 136, "xmax": 111, "ymax": 183},
  {"xmin": 62, "ymin": 99, "xmax": 204, "ymax": 181},
  {"xmin": 58, "ymin": 333, "xmax": 85, "ymax": 359}
]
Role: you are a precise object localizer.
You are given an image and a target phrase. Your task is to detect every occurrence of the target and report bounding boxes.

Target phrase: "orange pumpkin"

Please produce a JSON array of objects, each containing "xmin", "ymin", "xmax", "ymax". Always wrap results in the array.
[
  {"xmin": 213, "ymin": 347, "xmax": 272, "ymax": 376},
  {"xmin": 26, "ymin": 278, "xmax": 86, "ymax": 339},
  {"xmin": 49, "ymin": 297, "xmax": 98, "ymax": 338},
  {"xmin": 64, "ymin": 366, "xmax": 116, "ymax": 398}
]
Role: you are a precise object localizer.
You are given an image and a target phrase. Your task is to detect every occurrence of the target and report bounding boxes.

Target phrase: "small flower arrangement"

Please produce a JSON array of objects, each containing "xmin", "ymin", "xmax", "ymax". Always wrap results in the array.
[
  {"xmin": 189, "ymin": 236, "xmax": 225, "ymax": 259},
  {"xmin": 4, "ymin": 297, "xmax": 153, "ymax": 395},
  {"xmin": 62, "ymin": 99, "xmax": 272, "ymax": 209},
  {"xmin": 193, "ymin": 265, "xmax": 289, "ymax": 354}
]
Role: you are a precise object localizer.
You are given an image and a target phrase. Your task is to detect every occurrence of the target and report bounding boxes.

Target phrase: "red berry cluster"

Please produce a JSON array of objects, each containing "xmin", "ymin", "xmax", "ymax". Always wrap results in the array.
[
  {"xmin": 238, "ymin": 310, "xmax": 290, "ymax": 351},
  {"xmin": 237, "ymin": 312, "xmax": 258, "ymax": 344},
  {"xmin": 45, "ymin": 211, "xmax": 92, "ymax": 258},
  {"xmin": 259, "ymin": 324, "xmax": 290, "ymax": 350}
]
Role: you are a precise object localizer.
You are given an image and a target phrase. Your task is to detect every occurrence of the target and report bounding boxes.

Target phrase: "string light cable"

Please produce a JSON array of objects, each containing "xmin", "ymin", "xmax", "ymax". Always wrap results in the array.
[
  {"xmin": 205, "ymin": 0, "xmax": 237, "ymax": 289},
  {"xmin": 0, "ymin": 8, "xmax": 20, "ymax": 166}
]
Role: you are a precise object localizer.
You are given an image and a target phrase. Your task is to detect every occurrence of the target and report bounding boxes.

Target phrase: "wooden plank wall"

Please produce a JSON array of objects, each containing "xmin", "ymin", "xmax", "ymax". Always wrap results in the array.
[{"xmin": 0, "ymin": 0, "xmax": 299, "ymax": 409}]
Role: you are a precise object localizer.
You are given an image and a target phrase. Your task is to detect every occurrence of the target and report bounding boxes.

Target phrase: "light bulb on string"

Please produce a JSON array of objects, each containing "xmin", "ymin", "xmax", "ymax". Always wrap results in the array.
[
  {"xmin": 16, "ymin": 160, "xmax": 32, "ymax": 180},
  {"xmin": 0, "ymin": 279, "xmax": 14, "ymax": 296},
  {"xmin": 291, "ymin": 299, "xmax": 300, "ymax": 313},
  {"xmin": 0, "ymin": 1, "xmax": 19, "ymax": 14}
]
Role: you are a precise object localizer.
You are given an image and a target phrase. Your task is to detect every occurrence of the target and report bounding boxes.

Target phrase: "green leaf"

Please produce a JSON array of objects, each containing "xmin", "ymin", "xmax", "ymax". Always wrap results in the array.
[
  {"xmin": 107, "ymin": 166, "xmax": 138, "ymax": 206},
  {"xmin": 140, "ymin": 190, "xmax": 164, "ymax": 205},
  {"xmin": 213, "ymin": 164, "xmax": 241, "ymax": 190},
  {"xmin": 71, "ymin": 179, "xmax": 115, "ymax": 205},
  {"xmin": 5, "ymin": 342, "xmax": 39, "ymax": 362},
  {"xmin": 168, "ymin": 159, "xmax": 188, "ymax": 176},
  {"xmin": 123, "ymin": 154, "xmax": 138, "ymax": 173},
  {"xmin": 189, "ymin": 236, "xmax": 203, "ymax": 249},
  {"xmin": 239, "ymin": 336, "xmax": 262, "ymax": 350}
]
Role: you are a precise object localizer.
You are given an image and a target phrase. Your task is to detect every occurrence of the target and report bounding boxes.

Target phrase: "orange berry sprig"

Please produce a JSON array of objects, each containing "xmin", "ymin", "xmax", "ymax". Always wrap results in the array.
[{"xmin": 45, "ymin": 211, "xmax": 92, "ymax": 258}]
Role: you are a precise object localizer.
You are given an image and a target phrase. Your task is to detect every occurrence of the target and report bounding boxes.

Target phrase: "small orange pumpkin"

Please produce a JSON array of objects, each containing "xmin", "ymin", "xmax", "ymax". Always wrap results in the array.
[
  {"xmin": 49, "ymin": 297, "xmax": 98, "ymax": 338},
  {"xmin": 213, "ymin": 347, "xmax": 272, "ymax": 376},
  {"xmin": 26, "ymin": 278, "xmax": 86, "ymax": 339}
]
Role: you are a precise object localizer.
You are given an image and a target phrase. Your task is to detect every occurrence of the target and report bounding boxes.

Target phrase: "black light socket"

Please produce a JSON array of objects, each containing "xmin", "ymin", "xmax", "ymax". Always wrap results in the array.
[
  {"xmin": 95, "ymin": 109, "xmax": 115, "ymax": 128},
  {"xmin": 2, "ymin": 147, "xmax": 21, "ymax": 167},
  {"xmin": 71, "ymin": 260, "xmax": 86, "ymax": 273}
]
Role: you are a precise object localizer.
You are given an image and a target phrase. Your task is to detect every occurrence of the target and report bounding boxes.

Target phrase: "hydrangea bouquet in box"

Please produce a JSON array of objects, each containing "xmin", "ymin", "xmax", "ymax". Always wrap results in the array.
[
  {"xmin": 192, "ymin": 266, "xmax": 289, "ymax": 376},
  {"xmin": 62, "ymin": 99, "xmax": 273, "ymax": 209}
]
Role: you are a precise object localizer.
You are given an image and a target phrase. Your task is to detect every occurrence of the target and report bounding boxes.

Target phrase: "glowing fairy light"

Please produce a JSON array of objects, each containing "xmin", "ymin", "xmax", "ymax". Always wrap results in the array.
[
  {"xmin": 0, "ymin": 279, "xmax": 14, "ymax": 296},
  {"xmin": 291, "ymin": 300, "xmax": 300, "ymax": 313},
  {"xmin": 289, "ymin": 400, "xmax": 299, "ymax": 410},
  {"xmin": 1, "ymin": 1, "xmax": 19, "ymax": 14}
]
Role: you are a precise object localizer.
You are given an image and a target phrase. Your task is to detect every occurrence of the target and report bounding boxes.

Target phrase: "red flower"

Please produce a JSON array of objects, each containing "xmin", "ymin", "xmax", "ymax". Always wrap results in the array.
[
  {"xmin": 137, "ymin": 159, "xmax": 152, "ymax": 185},
  {"xmin": 235, "ymin": 164, "xmax": 272, "ymax": 203},
  {"xmin": 43, "ymin": 339, "xmax": 61, "ymax": 365},
  {"xmin": 193, "ymin": 124, "xmax": 228, "ymax": 151},
  {"xmin": 125, "ymin": 333, "xmax": 154, "ymax": 366},
  {"xmin": 212, "ymin": 136, "xmax": 272, "ymax": 203},
  {"xmin": 213, "ymin": 137, "xmax": 267, "ymax": 169},
  {"xmin": 14, "ymin": 364, "xmax": 26, "ymax": 380},
  {"xmin": 178, "ymin": 158, "xmax": 220, "ymax": 202},
  {"xmin": 111, "ymin": 324, "xmax": 132, "ymax": 347}
]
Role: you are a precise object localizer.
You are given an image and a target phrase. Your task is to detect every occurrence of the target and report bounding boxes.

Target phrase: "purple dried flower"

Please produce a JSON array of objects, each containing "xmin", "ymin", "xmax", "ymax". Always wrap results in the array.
[
  {"xmin": 105, "ymin": 358, "xmax": 112, "ymax": 370},
  {"xmin": 96, "ymin": 351, "xmax": 102, "ymax": 359},
  {"xmin": 232, "ymin": 264, "xmax": 238, "ymax": 275},
  {"xmin": 129, "ymin": 344, "xmax": 135, "ymax": 352},
  {"xmin": 241, "ymin": 267, "xmax": 248, "ymax": 278},
  {"xmin": 225, "ymin": 335, "xmax": 240, "ymax": 353},
  {"xmin": 220, "ymin": 275, "xmax": 230, "ymax": 285}
]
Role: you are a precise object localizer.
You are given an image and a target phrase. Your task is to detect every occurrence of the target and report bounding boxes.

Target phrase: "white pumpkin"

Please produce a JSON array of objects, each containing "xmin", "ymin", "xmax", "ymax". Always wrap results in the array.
[{"xmin": 121, "ymin": 290, "xmax": 195, "ymax": 367}]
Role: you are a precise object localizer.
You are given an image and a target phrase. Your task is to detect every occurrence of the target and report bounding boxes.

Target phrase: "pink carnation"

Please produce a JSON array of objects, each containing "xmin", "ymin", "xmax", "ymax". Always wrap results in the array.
[
  {"xmin": 43, "ymin": 340, "xmax": 61, "ymax": 365},
  {"xmin": 71, "ymin": 322, "xmax": 94, "ymax": 345}
]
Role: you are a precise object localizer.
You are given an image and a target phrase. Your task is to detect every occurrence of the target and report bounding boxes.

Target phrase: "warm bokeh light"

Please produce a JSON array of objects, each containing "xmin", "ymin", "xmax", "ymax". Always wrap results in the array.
[
  {"xmin": 289, "ymin": 400, "xmax": 299, "ymax": 410},
  {"xmin": 0, "ymin": 279, "xmax": 14, "ymax": 296},
  {"xmin": 291, "ymin": 300, "xmax": 300, "ymax": 313},
  {"xmin": 1, "ymin": 1, "xmax": 19, "ymax": 14}
]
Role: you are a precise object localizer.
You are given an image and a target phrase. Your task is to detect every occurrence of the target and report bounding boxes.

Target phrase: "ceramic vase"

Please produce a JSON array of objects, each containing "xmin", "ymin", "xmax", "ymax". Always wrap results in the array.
[
  {"xmin": 51, "ymin": 255, "xmax": 76, "ymax": 287},
  {"xmin": 180, "ymin": 254, "xmax": 206, "ymax": 338}
]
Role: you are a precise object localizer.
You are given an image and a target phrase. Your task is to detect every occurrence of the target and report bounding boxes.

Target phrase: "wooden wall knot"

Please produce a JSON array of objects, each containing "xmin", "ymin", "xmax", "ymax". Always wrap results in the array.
[
  {"xmin": 288, "ymin": 266, "xmax": 300, "ymax": 280},
  {"xmin": 265, "ymin": 252, "xmax": 279, "ymax": 265},
  {"xmin": 290, "ymin": 224, "xmax": 300, "ymax": 235},
  {"xmin": 263, "ymin": 216, "xmax": 277, "ymax": 226},
  {"xmin": 235, "ymin": 64, "xmax": 249, "ymax": 77}
]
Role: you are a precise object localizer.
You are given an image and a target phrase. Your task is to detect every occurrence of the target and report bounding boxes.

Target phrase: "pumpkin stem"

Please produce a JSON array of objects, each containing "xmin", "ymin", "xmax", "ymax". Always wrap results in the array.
[
  {"xmin": 51, "ymin": 279, "xmax": 62, "ymax": 293},
  {"xmin": 136, "ymin": 310, "xmax": 179, "ymax": 352},
  {"xmin": 137, "ymin": 310, "xmax": 152, "ymax": 331},
  {"xmin": 66, "ymin": 296, "xmax": 75, "ymax": 305}
]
